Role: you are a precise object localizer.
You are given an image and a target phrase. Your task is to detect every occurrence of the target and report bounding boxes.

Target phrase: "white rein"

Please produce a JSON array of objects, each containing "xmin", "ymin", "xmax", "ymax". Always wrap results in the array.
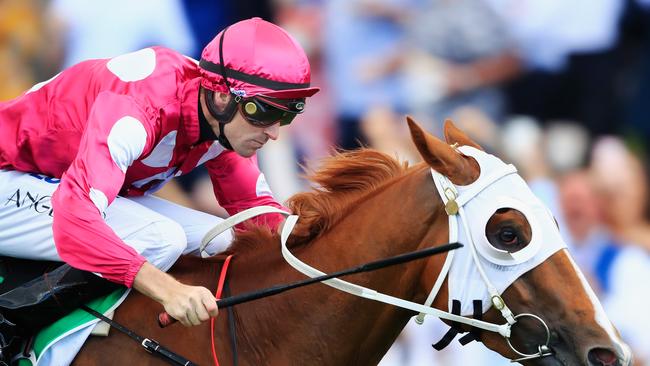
[{"xmin": 200, "ymin": 205, "xmax": 512, "ymax": 337}]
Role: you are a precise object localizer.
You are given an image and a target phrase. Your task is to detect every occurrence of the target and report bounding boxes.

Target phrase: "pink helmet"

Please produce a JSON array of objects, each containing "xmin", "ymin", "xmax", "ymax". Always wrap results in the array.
[{"xmin": 199, "ymin": 17, "xmax": 319, "ymax": 99}]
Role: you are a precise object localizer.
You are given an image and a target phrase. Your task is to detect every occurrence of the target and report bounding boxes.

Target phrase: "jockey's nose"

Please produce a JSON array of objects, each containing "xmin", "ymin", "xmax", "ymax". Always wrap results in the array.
[{"xmin": 264, "ymin": 123, "xmax": 280, "ymax": 141}]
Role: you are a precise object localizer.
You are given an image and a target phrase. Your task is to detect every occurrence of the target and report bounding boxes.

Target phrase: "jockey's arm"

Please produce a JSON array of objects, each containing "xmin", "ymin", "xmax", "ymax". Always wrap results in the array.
[
  {"xmin": 52, "ymin": 92, "xmax": 153, "ymax": 286},
  {"xmin": 51, "ymin": 92, "xmax": 216, "ymax": 326}
]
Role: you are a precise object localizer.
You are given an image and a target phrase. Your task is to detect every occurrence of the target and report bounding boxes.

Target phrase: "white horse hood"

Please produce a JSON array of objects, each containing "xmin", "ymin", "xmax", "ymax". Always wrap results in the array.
[{"xmin": 442, "ymin": 146, "xmax": 568, "ymax": 315}]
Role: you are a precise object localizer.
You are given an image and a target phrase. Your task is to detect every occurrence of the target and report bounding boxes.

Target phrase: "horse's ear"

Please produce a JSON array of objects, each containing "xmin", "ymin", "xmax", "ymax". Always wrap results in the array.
[
  {"xmin": 443, "ymin": 119, "xmax": 483, "ymax": 151},
  {"xmin": 407, "ymin": 116, "xmax": 463, "ymax": 176},
  {"xmin": 407, "ymin": 116, "xmax": 480, "ymax": 184}
]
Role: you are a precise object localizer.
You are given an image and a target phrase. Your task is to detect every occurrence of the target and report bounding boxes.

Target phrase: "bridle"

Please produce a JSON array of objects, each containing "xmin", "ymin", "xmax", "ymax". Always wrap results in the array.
[{"xmin": 199, "ymin": 149, "xmax": 557, "ymax": 363}]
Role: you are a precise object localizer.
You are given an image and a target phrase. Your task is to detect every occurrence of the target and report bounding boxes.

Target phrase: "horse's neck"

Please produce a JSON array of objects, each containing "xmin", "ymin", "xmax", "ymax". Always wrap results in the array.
[{"xmin": 233, "ymin": 168, "xmax": 446, "ymax": 365}]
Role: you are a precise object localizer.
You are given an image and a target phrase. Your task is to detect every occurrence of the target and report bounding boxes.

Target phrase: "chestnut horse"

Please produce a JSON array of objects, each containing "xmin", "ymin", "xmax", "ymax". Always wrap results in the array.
[{"xmin": 74, "ymin": 118, "xmax": 631, "ymax": 366}]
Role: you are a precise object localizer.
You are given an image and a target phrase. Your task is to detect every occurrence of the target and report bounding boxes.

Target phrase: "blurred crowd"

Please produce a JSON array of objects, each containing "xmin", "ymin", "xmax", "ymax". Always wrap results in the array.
[{"xmin": 2, "ymin": 0, "xmax": 650, "ymax": 364}]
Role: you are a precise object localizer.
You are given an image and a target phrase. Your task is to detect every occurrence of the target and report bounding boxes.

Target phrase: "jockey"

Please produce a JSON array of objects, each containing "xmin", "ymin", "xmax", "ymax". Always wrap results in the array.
[{"xmin": 0, "ymin": 17, "xmax": 318, "ymax": 363}]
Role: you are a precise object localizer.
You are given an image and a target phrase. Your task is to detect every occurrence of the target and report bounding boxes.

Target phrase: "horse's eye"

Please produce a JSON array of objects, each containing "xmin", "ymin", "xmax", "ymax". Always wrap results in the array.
[
  {"xmin": 486, "ymin": 209, "xmax": 531, "ymax": 253},
  {"xmin": 498, "ymin": 228, "xmax": 518, "ymax": 245}
]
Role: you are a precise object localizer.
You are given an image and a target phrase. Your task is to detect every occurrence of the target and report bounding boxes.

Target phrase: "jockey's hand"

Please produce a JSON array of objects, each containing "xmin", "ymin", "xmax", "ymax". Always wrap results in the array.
[
  {"xmin": 133, "ymin": 262, "xmax": 219, "ymax": 326},
  {"xmin": 161, "ymin": 283, "xmax": 218, "ymax": 326}
]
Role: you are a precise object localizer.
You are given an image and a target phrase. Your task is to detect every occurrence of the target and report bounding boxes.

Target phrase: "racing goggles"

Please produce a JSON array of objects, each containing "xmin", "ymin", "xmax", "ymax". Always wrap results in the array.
[{"xmin": 237, "ymin": 96, "xmax": 305, "ymax": 127}]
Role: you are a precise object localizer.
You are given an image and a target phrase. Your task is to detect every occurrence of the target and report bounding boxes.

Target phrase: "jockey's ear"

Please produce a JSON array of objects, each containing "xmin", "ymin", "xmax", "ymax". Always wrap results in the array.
[
  {"xmin": 443, "ymin": 119, "xmax": 483, "ymax": 151},
  {"xmin": 407, "ymin": 116, "xmax": 479, "ymax": 185}
]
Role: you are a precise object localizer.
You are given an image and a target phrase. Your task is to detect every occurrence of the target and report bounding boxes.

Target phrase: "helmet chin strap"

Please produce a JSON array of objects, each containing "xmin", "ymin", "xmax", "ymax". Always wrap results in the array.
[
  {"xmin": 217, "ymin": 122, "xmax": 234, "ymax": 150},
  {"xmin": 204, "ymin": 88, "xmax": 237, "ymax": 150},
  {"xmin": 216, "ymin": 123, "xmax": 233, "ymax": 151}
]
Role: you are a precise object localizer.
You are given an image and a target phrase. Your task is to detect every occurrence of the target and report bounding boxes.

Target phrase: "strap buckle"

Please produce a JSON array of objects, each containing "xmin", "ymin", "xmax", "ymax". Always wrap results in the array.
[
  {"xmin": 142, "ymin": 338, "xmax": 159, "ymax": 353},
  {"xmin": 444, "ymin": 188, "xmax": 459, "ymax": 215}
]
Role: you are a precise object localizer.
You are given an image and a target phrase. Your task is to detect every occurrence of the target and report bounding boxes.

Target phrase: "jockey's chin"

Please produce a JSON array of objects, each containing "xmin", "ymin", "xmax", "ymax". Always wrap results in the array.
[{"xmin": 231, "ymin": 139, "xmax": 266, "ymax": 157}]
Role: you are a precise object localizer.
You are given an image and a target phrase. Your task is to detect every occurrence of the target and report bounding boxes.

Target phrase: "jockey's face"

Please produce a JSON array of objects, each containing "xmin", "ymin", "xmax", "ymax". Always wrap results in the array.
[
  {"xmin": 200, "ymin": 90, "xmax": 280, "ymax": 157},
  {"xmin": 224, "ymin": 109, "xmax": 280, "ymax": 157}
]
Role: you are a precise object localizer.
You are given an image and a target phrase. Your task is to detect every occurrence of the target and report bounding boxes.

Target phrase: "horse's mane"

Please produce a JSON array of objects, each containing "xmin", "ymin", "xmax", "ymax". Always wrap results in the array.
[{"xmin": 230, "ymin": 149, "xmax": 410, "ymax": 253}]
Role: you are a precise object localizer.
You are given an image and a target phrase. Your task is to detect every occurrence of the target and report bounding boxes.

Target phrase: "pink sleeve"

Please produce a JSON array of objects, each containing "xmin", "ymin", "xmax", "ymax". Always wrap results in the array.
[
  {"xmin": 205, "ymin": 150, "xmax": 286, "ymax": 229},
  {"xmin": 51, "ymin": 92, "xmax": 155, "ymax": 287}
]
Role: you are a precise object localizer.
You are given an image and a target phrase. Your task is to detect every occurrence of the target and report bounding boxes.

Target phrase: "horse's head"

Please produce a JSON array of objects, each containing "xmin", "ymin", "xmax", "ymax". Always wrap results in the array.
[{"xmin": 408, "ymin": 117, "xmax": 632, "ymax": 366}]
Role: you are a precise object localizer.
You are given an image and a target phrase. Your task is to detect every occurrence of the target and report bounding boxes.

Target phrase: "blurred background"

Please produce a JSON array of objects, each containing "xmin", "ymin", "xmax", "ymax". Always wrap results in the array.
[{"xmin": 2, "ymin": 0, "xmax": 650, "ymax": 364}]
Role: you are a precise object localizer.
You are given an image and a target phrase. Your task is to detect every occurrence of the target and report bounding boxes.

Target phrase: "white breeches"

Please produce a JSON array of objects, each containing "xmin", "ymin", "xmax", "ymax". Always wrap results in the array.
[{"xmin": 0, "ymin": 169, "xmax": 232, "ymax": 270}]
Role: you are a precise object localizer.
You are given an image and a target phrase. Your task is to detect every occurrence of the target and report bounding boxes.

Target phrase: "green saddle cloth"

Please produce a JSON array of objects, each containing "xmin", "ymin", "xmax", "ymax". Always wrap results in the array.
[{"xmin": 16, "ymin": 288, "xmax": 128, "ymax": 366}]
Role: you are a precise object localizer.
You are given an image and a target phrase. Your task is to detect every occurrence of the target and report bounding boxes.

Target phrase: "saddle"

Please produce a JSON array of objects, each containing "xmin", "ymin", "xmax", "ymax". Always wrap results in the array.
[{"xmin": 0, "ymin": 257, "xmax": 122, "ymax": 365}]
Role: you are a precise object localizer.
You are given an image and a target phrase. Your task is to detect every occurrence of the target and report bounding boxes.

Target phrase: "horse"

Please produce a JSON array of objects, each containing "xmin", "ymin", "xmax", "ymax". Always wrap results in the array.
[{"xmin": 74, "ymin": 117, "xmax": 631, "ymax": 366}]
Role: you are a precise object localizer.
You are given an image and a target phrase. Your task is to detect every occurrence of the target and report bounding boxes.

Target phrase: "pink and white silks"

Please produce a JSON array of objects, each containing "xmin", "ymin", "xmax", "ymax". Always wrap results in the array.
[{"xmin": 0, "ymin": 47, "xmax": 285, "ymax": 288}]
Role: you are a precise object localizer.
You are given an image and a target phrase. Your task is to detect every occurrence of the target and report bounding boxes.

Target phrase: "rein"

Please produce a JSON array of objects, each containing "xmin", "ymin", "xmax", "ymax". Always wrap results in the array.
[
  {"xmin": 201, "ymin": 207, "xmax": 512, "ymax": 335},
  {"xmin": 80, "ymin": 305, "xmax": 196, "ymax": 366},
  {"xmin": 211, "ymin": 254, "xmax": 234, "ymax": 366},
  {"xmin": 80, "ymin": 255, "xmax": 235, "ymax": 366}
]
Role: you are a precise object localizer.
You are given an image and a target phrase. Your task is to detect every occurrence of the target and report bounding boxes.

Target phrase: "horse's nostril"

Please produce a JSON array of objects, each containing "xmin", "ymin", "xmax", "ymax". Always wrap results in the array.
[{"xmin": 588, "ymin": 348, "xmax": 619, "ymax": 366}]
